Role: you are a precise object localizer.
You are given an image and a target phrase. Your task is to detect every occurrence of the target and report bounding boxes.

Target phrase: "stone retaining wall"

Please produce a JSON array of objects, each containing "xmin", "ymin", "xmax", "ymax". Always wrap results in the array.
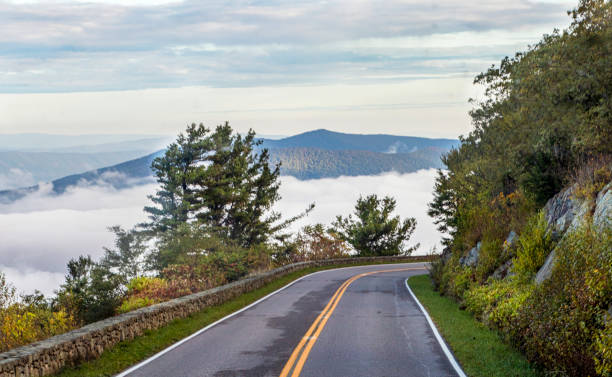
[{"xmin": 0, "ymin": 255, "xmax": 433, "ymax": 377}]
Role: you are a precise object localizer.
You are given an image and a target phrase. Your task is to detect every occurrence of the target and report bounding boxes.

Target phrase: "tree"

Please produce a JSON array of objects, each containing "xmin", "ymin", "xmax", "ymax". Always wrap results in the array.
[
  {"xmin": 0, "ymin": 271, "xmax": 15, "ymax": 309},
  {"xmin": 144, "ymin": 124, "xmax": 211, "ymax": 233},
  {"xmin": 99, "ymin": 226, "xmax": 148, "ymax": 282},
  {"xmin": 55, "ymin": 256, "xmax": 124, "ymax": 323},
  {"xmin": 144, "ymin": 122, "xmax": 311, "ymax": 259},
  {"xmin": 333, "ymin": 194, "xmax": 418, "ymax": 256}
]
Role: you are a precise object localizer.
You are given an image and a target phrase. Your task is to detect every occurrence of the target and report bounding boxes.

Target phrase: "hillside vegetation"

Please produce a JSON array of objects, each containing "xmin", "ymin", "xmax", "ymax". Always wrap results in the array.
[
  {"xmin": 428, "ymin": 1, "xmax": 611, "ymax": 375},
  {"xmin": 269, "ymin": 147, "xmax": 445, "ymax": 179}
]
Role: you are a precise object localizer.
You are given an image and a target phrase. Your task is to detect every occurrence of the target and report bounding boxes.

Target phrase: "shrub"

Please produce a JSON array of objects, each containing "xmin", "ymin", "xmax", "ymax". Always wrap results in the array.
[
  {"xmin": 571, "ymin": 155, "xmax": 612, "ymax": 200},
  {"xmin": 594, "ymin": 321, "xmax": 612, "ymax": 376},
  {"xmin": 512, "ymin": 222, "xmax": 612, "ymax": 376},
  {"xmin": 55, "ymin": 256, "xmax": 125, "ymax": 324},
  {"xmin": 449, "ymin": 266, "xmax": 474, "ymax": 300},
  {"xmin": 279, "ymin": 224, "xmax": 351, "ymax": 264},
  {"xmin": 116, "ymin": 297, "xmax": 157, "ymax": 314},
  {"xmin": 513, "ymin": 211, "xmax": 554, "ymax": 279},
  {"xmin": 474, "ymin": 238, "xmax": 504, "ymax": 283},
  {"xmin": 0, "ymin": 284, "xmax": 76, "ymax": 352},
  {"xmin": 464, "ymin": 279, "xmax": 534, "ymax": 333}
]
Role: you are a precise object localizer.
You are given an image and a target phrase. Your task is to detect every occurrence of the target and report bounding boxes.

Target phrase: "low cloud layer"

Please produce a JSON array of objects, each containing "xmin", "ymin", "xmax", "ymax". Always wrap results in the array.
[
  {"xmin": 0, "ymin": 170, "xmax": 441, "ymax": 295},
  {"xmin": 277, "ymin": 170, "xmax": 441, "ymax": 254},
  {"xmin": 0, "ymin": 168, "xmax": 36, "ymax": 190}
]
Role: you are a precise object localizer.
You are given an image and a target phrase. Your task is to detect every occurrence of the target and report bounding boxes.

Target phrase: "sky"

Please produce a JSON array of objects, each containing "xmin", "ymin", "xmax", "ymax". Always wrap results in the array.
[
  {"xmin": 0, "ymin": 0, "xmax": 575, "ymax": 138},
  {"xmin": 0, "ymin": 170, "xmax": 440, "ymax": 296}
]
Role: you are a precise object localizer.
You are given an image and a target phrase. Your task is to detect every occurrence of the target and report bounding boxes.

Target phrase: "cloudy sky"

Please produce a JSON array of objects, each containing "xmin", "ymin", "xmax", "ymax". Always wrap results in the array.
[{"xmin": 0, "ymin": 0, "xmax": 574, "ymax": 138}]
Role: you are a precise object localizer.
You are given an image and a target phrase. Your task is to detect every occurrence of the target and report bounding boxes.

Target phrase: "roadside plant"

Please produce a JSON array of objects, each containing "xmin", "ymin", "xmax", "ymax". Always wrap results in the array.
[{"xmin": 513, "ymin": 211, "xmax": 554, "ymax": 280}]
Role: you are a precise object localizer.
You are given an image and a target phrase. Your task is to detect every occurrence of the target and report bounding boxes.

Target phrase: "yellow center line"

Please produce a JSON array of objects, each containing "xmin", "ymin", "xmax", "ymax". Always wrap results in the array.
[{"xmin": 279, "ymin": 267, "xmax": 426, "ymax": 377}]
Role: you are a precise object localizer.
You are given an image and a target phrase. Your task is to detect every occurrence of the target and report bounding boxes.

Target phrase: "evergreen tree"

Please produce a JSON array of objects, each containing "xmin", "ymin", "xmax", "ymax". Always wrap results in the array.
[
  {"xmin": 144, "ymin": 122, "xmax": 310, "ymax": 263},
  {"xmin": 333, "ymin": 194, "xmax": 418, "ymax": 256},
  {"xmin": 99, "ymin": 226, "xmax": 148, "ymax": 282}
]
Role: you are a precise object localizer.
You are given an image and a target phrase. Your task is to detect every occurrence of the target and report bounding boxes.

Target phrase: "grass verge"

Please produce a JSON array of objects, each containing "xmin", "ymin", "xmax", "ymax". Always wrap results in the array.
[
  {"xmin": 407, "ymin": 274, "xmax": 540, "ymax": 377},
  {"xmin": 55, "ymin": 259, "xmax": 428, "ymax": 377}
]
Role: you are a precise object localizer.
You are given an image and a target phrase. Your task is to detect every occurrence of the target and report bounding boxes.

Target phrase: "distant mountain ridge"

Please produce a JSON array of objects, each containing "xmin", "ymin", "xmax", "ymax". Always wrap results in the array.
[
  {"xmin": 0, "ymin": 130, "xmax": 459, "ymax": 203},
  {"xmin": 0, "ymin": 151, "xmax": 164, "ymax": 203},
  {"xmin": 260, "ymin": 129, "xmax": 458, "ymax": 153},
  {"xmin": 0, "ymin": 150, "xmax": 159, "ymax": 189},
  {"xmin": 270, "ymin": 147, "xmax": 447, "ymax": 179}
]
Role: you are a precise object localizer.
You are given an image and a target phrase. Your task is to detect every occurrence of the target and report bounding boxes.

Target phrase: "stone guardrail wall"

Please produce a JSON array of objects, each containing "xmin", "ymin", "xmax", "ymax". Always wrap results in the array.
[{"xmin": 0, "ymin": 255, "xmax": 434, "ymax": 377}]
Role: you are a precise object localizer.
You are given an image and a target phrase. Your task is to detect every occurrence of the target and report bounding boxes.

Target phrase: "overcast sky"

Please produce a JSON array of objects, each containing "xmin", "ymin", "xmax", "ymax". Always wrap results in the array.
[{"xmin": 0, "ymin": 0, "xmax": 574, "ymax": 137}]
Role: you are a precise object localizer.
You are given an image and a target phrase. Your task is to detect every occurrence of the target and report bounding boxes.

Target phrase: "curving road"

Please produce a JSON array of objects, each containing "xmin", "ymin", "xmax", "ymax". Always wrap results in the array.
[{"xmin": 118, "ymin": 263, "xmax": 462, "ymax": 377}]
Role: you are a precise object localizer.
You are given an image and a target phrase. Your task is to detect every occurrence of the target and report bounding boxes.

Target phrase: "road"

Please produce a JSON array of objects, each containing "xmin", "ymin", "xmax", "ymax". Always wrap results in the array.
[{"xmin": 119, "ymin": 263, "xmax": 462, "ymax": 377}]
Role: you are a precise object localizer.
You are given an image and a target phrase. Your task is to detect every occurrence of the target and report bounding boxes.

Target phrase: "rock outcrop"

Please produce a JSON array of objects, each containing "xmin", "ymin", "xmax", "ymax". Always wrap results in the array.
[
  {"xmin": 491, "ymin": 231, "xmax": 518, "ymax": 280},
  {"xmin": 594, "ymin": 183, "xmax": 612, "ymax": 229},
  {"xmin": 459, "ymin": 242, "xmax": 481, "ymax": 267},
  {"xmin": 535, "ymin": 181, "xmax": 611, "ymax": 284}
]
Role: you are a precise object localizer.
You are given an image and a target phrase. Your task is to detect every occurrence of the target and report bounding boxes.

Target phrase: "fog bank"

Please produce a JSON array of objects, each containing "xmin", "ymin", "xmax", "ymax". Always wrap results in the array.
[{"xmin": 0, "ymin": 170, "xmax": 441, "ymax": 295}]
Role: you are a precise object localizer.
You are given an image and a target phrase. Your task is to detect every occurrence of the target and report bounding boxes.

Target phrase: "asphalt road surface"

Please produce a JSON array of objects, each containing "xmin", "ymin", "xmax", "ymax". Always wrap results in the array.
[{"xmin": 120, "ymin": 263, "xmax": 461, "ymax": 377}]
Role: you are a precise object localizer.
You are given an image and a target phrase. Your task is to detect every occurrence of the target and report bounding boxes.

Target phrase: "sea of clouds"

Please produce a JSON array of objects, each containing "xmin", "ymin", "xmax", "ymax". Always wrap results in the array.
[{"xmin": 0, "ymin": 170, "xmax": 442, "ymax": 296}]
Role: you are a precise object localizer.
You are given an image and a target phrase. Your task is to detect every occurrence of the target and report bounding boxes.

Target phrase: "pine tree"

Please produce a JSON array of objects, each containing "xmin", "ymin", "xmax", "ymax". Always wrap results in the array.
[{"xmin": 144, "ymin": 122, "xmax": 308, "ymax": 258}]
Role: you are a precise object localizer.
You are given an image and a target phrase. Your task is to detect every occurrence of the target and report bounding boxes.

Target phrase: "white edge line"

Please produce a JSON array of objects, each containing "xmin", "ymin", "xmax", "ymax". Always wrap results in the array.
[
  {"xmin": 405, "ymin": 278, "xmax": 468, "ymax": 377},
  {"xmin": 116, "ymin": 262, "xmax": 422, "ymax": 376}
]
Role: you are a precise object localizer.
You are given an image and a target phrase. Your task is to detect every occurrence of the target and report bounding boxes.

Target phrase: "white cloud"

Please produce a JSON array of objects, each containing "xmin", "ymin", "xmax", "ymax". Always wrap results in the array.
[
  {"xmin": 277, "ymin": 170, "xmax": 442, "ymax": 255},
  {"xmin": 0, "ymin": 265, "xmax": 65, "ymax": 297},
  {"xmin": 0, "ymin": 184, "xmax": 156, "ymax": 281},
  {"xmin": 5, "ymin": 0, "xmax": 183, "ymax": 5},
  {"xmin": 0, "ymin": 0, "xmax": 574, "ymax": 93},
  {"xmin": 0, "ymin": 168, "xmax": 36, "ymax": 190},
  {"xmin": 0, "ymin": 170, "xmax": 442, "ymax": 296}
]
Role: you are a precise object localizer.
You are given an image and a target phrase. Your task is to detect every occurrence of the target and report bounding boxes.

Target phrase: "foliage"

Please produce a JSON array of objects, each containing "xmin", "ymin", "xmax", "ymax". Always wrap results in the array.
[
  {"xmin": 0, "ymin": 271, "xmax": 15, "ymax": 309},
  {"xmin": 464, "ymin": 279, "xmax": 534, "ymax": 332},
  {"xmin": 572, "ymin": 155, "xmax": 612, "ymax": 200},
  {"xmin": 116, "ymin": 277, "xmax": 170, "ymax": 314},
  {"xmin": 512, "ymin": 223, "xmax": 612, "ymax": 376},
  {"xmin": 429, "ymin": 0, "xmax": 612, "ymax": 243},
  {"xmin": 144, "ymin": 122, "xmax": 311, "ymax": 252},
  {"xmin": 276, "ymin": 224, "xmax": 351, "ymax": 264},
  {"xmin": 512, "ymin": 211, "xmax": 554, "ymax": 279},
  {"xmin": 55, "ymin": 255, "xmax": 125, "ymax": 324},
  {"xmin": 0, "ymin": 279, "xmax": 75, "ymax": 353},
  {"xmin": 333, "ymin": 194, "xmax": 418, "ymax": 256},
  {"xmin": 408, "ymin": 275, "xmax": 540, "ymax": 377},
  {"xmin": 594, "ymin": 321, "xmax": 612, "ymax": 376},
  {"xmin": 427, "ymin": 2, "xmax": 612, "ymax": 374},
  {"xmin": 100, "ymin": 226, "xmax": 148, "ymax": 282}
]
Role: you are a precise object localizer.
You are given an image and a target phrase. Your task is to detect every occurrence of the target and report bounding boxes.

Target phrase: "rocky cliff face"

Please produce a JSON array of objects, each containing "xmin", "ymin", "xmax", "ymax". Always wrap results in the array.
[
  {"xmin": 456, "ymin": 181, "xmax": 612, "ymax": 283},
  {"xmin": 535, "ymin": 182, "xmax": 612, "ymax": 284}
]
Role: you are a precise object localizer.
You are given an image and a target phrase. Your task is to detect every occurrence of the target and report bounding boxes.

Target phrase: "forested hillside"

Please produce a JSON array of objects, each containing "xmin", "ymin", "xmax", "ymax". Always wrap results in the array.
[
  {"xmin": 0, "ymin": 130, "xmax": 456, "ymax": 203},
  {"xmin": 268, "ymin": 147, "xmax": 446, "ymax": 179},
  {"xmin": 428, "ymin": 1, "xmax": 611, "ymax": 375},
  {"xmin": 260, "ymin": 129, "xmax": 458, "ymax": 153}
]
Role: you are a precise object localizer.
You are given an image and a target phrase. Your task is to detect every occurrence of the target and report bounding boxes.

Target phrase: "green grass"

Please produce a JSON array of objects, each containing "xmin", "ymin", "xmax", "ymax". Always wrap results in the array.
[
  {"xmin": 55, "ymin": 259, "xmax": 429, "ymax": 377},
  {"xmin": 407, "ymin": 274, "xmax": 540, "ymax": 377}
]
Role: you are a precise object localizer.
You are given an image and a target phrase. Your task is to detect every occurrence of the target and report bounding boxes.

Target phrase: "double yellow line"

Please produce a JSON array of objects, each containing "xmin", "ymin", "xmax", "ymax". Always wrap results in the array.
[{"xmin": 279, "ymin": 267, "xmax": 425, "ymax": 377}]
